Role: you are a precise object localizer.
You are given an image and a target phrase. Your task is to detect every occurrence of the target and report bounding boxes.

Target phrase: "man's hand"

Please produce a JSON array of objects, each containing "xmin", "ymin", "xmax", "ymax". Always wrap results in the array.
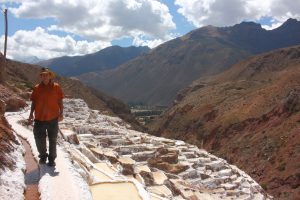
[
  {"xmin": 28, "ymin": 113, "xmax": 34, "ymax": 125},
  {"xmin": 58, "ymin": 114, "xmax": 63, "ymax": 122}
]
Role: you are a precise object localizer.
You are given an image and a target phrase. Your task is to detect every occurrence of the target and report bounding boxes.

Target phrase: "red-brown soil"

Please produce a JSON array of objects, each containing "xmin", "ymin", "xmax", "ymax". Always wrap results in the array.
[
  {"xmin": 20, "ymin": 137, "xmax": 40, "ymax": 200},
  {"xmin": 0, "ymin": 84, "xmax": 19, "ymax": 170}
]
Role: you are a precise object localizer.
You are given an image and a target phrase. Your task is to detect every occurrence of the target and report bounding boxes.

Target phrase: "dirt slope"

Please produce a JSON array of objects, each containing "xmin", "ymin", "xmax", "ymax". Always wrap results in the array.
[{"xmin": 149, "ymin": 46, "xmax": 300, "ymax": 199}]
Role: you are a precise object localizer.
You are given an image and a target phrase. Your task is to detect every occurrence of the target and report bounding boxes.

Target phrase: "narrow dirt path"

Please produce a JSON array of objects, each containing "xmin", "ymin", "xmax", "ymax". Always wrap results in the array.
[{"xmin": 19, "ymin": 137, "xmax": 40, "ymax": 200}]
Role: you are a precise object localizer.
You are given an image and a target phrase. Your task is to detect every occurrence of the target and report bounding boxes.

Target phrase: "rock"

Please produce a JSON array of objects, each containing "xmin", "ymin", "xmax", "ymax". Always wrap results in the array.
[
  {"xmin": 194, "ymin": 192, "xmax": 216, "ymax": 200},
  {"xmin": 156, "ymin": 147, "xmax": 179, "ymax": 164},
  {"xmin": 241, "ymin": 187, "xmax": 251, "ymax": 195},
  {"xmin": 226, "ymin": 189, "xmax": 240, "ymax": 196},
  {"xmin": 201, "ymin": 178, "xmax": 217, "ymax": 189},
  {"xmin": 83, "ymin": 142, "xmax": 97, "ymax": 149},
  {"xmin": 221, "ymin": 183, "xmax": 238, "ymax": 190},
  {"xmin": 147, "ymin": 147, "xmax": 188, "ymax": 174},
  {"xmin": 152, "ymin": 171, "xmax": 168, "ymax": 185},
  {"xmin": 179, "ymin": 169, "xmax": 198, "ymax": 179},
  {"xmin": 238, "ymin": 194, "xmax": 252, "ymax": 200},
  {"xmin": 180, "ymin": 190, "xmax": 197, "ymax": 200},
  {"xmin": 80, "ymin": 146, "xmax": 99, "ymax": 163},
  {"xmin": 148, "ymin": 157, "xmax": 189, "ymax": 174},
  {"xmin": 19, "ymin": 92, "xmax": 31, "ymax": 100},
  {"xmin": 167, "ymin": 179, "xmax": 183, "ymax": 196},
  {"xmin": 103, "ymin": 150, "xmax": 119, "ymax": 163},
  {"xmin": 60, "ymin": 129, "xmax": 80, "ymax": 144},
  {"xmin": 99, "ymin": 138, "xmax": 113, "ymax": 147},
  {"xmin": 241, "ymin": 181, "xmax": 251, "ymax": 188},
  {"xmin": 5, "ymin": 97, "xmax": 26, "ymax": 112},
  {"xmin": 134, "ymin": 165, "xmax": 151, "ymax": 174},
  {"xmin": 206, "ymin": 160, "xmax": 225, "ymax": 171},
  {"xmin": 211, "ymin": 188, "xmax": 225, "ymax": 194},
  {"xmin": 91, "ymin": 148, "xmax": 118, "ymax": 163},
  {"xmin": 140, "ymin": 171, "xmax": 154, "ymax": 186},
  {"xmin": 200, "ymin": 173, "xmax": 211, "ymax": 180},
  {"xmin": 218, "ymin": 169, "xmax": 232, "ymax": 177},
  {"xmin": 147, "ymin": 185, "xmax": 173, "ymax": 198},
  {"xmin": 132, "ymin": 150, "xmax": 155, "ymax": 161},
  {"xmin": 160, "ymin": 152, "xmax": 179, "ymax": 164},
  {"xmin": 135, "ymin": 173, "xmax": 145, "ymax": 185},
  {"xmin": 118, "ymin": 156, "xmax": 136, "ymax": 175}
]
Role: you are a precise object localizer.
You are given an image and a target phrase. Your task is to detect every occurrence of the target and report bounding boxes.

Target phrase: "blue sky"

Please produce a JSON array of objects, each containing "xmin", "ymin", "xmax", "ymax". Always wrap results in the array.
[{"xmin": 0, "ymin": 0, "xmax": 299, "ymax": 61}]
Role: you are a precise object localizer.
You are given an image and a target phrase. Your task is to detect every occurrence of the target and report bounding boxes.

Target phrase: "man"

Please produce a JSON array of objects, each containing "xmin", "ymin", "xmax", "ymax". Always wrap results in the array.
[{"xmin": 28, "ymin": 67, "xmax": 64, "ymax": 167}]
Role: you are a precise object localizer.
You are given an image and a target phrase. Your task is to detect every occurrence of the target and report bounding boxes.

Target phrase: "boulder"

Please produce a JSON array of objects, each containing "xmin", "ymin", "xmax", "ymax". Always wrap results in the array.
[
  {"xmin": 148, "ymin": 157, "xmax": 189, "ymax": 174},
  {"xmin": 147, "ymin": 147, "xmax": 188, "ymax": 174},
  {"xmin": 5, "ymin": 97, "xmax": 26, "ymax": 112},
  {"xmin": 140, "ymin": 171, "xmax": 154, "ymax": 186},
  {"xmin": 19, "ymin": 92, "xmax": 31, "ymax": 100},
  {"xmin": 152, "ymin": 171, "xmax": 168, "ymax": 185},
  {"xmin": 60, "ymin": 129, "xmax": 79, "ymax": 145},
  {"xmin": 91, "ymin": 148, "xmax": 118, "ymax": 163},
  {"xmin": 117, "ymin": 156, "xmax": 135, "ymax": 175}
]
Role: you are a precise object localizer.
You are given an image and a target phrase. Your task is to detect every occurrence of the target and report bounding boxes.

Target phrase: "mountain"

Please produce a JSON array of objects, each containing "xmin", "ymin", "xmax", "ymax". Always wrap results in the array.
[
  {"xmin": 14, "ymin": 55, "xmax": 43, "ymax": 64},
  {"xmin": 38, "ymin": 45, "xmax": 150, "ymax": 76},
  {"xmin": 78, "ymin": 18, "xmax": 300, "ymax": 106},
  {"xmin": 148, "ymin": 46, "xmax": 300, "ymax": 199}
]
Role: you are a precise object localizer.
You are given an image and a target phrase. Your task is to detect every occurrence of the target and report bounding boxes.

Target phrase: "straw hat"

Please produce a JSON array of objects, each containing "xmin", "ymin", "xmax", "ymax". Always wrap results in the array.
[{"xmin": 40, "ymin": 67, "xmax": 55, "ymax": 79}]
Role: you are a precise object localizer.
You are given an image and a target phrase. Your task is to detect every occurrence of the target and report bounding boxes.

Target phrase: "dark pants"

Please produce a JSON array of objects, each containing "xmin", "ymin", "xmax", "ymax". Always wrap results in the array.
[{"xmin": 33, "ymin": 118, "xmax": 58, "ymax": 161}]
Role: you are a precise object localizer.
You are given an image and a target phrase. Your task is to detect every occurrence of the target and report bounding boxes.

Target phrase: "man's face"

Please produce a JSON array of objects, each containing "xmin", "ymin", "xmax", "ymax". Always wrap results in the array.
[{"xmin": 40, "ymin": 73, "xmax": 50, "ymax": 84}]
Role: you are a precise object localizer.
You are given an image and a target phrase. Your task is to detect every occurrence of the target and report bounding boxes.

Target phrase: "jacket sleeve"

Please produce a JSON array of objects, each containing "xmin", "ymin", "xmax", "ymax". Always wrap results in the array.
[
  {"xmin": 30, "ymin": 87, "xmax": 37, "ymax": 102},
  {"xmin": 57, "ymin": 84, "xmax": 64, "ymax": 100}
]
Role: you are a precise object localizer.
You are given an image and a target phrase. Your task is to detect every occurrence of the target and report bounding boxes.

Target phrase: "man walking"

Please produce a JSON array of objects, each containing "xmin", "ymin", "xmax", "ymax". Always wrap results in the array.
[{"xmin": 28, "ymin": 67, "xmax": 64, "ymax": 167}]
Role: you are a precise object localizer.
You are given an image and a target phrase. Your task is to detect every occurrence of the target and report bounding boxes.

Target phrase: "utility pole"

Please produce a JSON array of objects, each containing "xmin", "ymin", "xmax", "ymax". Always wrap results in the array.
[
  {"xmin": 4, "ymin": 8, "xmax": 7, "ymax": 59},
  {"xmin": 0, "ymin": 8, "xmax": 8, "ymax": 83}
]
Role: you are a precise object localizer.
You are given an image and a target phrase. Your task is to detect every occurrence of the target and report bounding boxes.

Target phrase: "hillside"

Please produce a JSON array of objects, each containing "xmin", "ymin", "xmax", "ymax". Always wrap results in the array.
[
  {"xmin": 38, "ymin": 45, "xmax": 150, "ymax": 76},
  {"xmin": 79, "ymin": 18, "xmax": 300, "ymax": 106},
  {"xmin": 149, "ymin": 46, "xmax": 300, "ymax": 199}
]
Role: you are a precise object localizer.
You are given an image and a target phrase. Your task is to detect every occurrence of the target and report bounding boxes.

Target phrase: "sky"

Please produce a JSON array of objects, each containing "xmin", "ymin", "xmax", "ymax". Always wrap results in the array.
[{"xmin": 0, "ymin": 0, "xmax": 299, "ymax": 62}]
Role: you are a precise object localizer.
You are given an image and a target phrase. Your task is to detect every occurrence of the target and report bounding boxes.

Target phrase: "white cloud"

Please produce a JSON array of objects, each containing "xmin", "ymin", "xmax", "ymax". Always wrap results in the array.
[
  {"xmin": 0, "ymin": 0, "xmax": 176, "ymax": 60},
  {"xmin": 175, "ymin": 0, "xmax": 300, "ymax": 29},
  {"xmin": 132, "ymin": 33, "xmax": 178, "ymax": 48},
  {"xmin": 9, "ymin": 0, "xmax": 176, "ymax": 41},
  {"xmin": 0, "ymin": 27, "xmax": 110, "ymax": 61}
]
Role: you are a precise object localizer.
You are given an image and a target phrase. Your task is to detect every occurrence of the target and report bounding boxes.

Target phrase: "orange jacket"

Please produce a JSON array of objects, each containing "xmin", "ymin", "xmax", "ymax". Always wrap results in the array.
[{"xmin": 30, "ymin": 82, "xmax": 64, "ymax": 121}]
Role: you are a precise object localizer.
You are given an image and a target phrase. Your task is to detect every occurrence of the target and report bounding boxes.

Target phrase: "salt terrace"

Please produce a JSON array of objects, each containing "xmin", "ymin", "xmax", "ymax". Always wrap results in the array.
[{"xmin": 57, "ymin": 99, "xmax": 272, "ymax": 200}]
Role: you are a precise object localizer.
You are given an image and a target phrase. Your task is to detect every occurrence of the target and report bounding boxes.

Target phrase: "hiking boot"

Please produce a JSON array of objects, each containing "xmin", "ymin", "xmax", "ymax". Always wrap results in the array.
[
  {"xmin": 47, "ymin": 160, "xmax": 56, "ymax": 167},
  {"xmin": 39, "ymin": 158, "xmax": 47, "ymax": 164}
]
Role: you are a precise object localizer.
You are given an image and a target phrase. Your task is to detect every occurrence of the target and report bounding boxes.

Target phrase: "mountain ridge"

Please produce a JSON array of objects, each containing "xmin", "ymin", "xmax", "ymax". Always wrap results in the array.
[
  {"xmin": 79, "ymin": 18, "xmax": 300, "ymax": 106},
  {"xmin": 38, "ymin": 45, "xmax": 150, "ymax": 76}
]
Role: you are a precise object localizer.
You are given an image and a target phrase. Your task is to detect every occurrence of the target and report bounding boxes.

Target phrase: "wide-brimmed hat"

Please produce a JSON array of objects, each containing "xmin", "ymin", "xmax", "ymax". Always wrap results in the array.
[{"xmin": 40, "ymin": 67, "xmax": 55, "ymax": 78}]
